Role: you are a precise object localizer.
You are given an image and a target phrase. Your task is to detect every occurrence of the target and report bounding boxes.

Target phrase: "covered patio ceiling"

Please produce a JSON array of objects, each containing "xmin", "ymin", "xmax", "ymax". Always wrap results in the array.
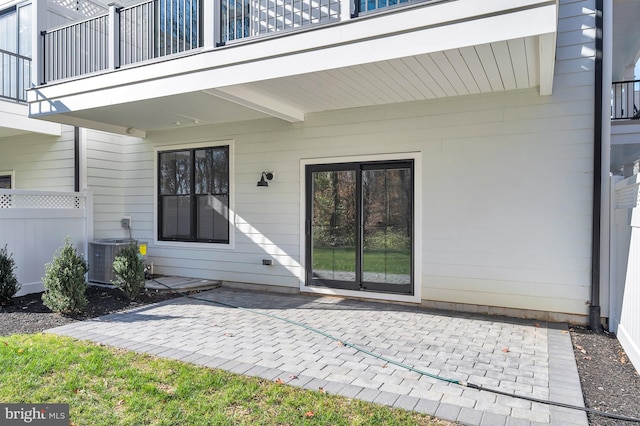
[
  {"xmin": 612, "ymin": 0, "xmax": 640, "ymax": 81},
  {"xmin": 36, "ymin": 34, "xmax": 554, "ymax": 137},
  {"xmin": 29, "ymin": 0, "xmax": 557, "ymax": 137}
]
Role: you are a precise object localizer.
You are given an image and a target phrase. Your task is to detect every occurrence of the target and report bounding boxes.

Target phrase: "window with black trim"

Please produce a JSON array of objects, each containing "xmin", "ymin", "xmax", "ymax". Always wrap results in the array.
[
  {"xmin": 0, "ymin": 175, "xmax": 11, "ymax": 189},
  {"xmin": 158, "ymin": 146, "xmax": 230, "ymax": 243}
]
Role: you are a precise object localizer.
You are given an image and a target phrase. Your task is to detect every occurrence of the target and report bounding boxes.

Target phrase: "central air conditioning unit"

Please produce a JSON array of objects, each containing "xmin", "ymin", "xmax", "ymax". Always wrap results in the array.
[{"xmin": 88, "ymin": 238, "xmax": 146, "ymax": 284}]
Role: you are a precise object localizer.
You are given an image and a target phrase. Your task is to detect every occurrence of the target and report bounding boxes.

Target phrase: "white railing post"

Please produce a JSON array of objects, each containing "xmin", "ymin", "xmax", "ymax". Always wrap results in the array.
[
  {"xmin": 625, "ymin": 82, "xmax": 634, "ymax": 119},
  {"xmin": 612, "ymin": 84, "xmax": 620, "ymax": 118},
  {"xmin": 207, "ymin": 0, "xmax": 220, "ymax": 47},
  {"xmin": 341, "ymin": 0, "xmax": 354, "ymax": 20},
  {"xmin": 108, "ymin": 3, "xmax": 121, "ymax": 70},
  {"xmin": 32, "ymin": 0, "xmax": 47, "ymax": 86}
]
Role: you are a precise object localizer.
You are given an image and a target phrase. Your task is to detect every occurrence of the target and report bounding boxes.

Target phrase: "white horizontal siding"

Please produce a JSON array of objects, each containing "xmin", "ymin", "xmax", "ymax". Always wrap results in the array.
[
  {"xmin": 121, "ymin": 87, "xmax": 593, "ymax": 317},
  {"xmin": 0, "ymin": 126, "xmax": 75, "ymax": 191},
  {"xmin": 65, "ymin": 0, "xmax": 590, "ymax": 317},
  {"xmin": 84, "ymin": 130, "xmax": 126, "ymax": 239},
  {"xmin": 0, "ymin": 0, "xmax": 596, "ymax": 318}
]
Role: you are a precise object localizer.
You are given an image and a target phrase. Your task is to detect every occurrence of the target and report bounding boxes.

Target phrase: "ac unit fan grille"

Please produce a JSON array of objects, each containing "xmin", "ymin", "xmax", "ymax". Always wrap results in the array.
[{"xmin": 88, "ymin": 239, "xmax": 138, "ymax": 284}]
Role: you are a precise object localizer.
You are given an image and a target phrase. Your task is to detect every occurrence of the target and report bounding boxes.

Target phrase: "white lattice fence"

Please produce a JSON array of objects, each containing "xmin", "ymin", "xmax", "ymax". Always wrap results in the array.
[
  {"xmin": 0, "ymin": 190, "xmax": 93, "ymax": 296},
  {"xmin": 0, "ymin": 191, "xmax": 86, "ymax": 209}
]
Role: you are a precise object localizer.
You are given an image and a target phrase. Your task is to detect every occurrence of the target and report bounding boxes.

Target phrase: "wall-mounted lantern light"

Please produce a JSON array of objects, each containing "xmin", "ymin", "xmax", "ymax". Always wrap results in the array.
[{"xmin": 257, "ymin": 172, "xmax": 274, "ymax": 187}]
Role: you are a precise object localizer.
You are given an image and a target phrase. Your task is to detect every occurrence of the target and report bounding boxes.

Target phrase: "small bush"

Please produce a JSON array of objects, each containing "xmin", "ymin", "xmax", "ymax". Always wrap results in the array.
[
  {"xmin": 112, "ymin": 243, "xmax": 146, "ymax": 301},
  {"xmin": 0, "ymin": 245, "xmax": 20, "ymax": 306},
  {"xmin": 42, "ymin": 237, "xmax": 88, "ymax": 314}
]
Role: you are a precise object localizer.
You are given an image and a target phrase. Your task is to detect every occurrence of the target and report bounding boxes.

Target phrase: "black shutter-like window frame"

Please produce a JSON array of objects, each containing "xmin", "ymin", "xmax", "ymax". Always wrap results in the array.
[
  {"xmin": 0, "ymin": 175, "xmax": 12, "ymax": 189},
  {"xmin": 158, "ymin": 145, "xmax": 230, "ymax": 243}
]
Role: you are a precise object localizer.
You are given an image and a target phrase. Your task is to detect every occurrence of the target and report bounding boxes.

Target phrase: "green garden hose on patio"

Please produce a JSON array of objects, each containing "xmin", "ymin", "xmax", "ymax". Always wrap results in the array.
[{"xmin": 150, "ymin": 280, "xmax": 640, "ymax": 423}]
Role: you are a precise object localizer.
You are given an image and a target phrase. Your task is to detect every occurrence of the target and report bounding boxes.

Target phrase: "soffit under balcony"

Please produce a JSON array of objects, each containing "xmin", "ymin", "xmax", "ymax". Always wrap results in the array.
[
  {"xmin": 65, "ymin": 91, "xmax": 273, "ymax": 136},
  {"xmin": 31, "ymin": 35, "xmax": 553, "ymax": 136},
  {"xmin": 235, "ymin": 37, "xmax": 547, "ymax": 114},
  {"xmin": 29, "ymin": 0, "xmax": 558, "ymax": 136},
  {"xmin": 0, "ymin": 102, "xmax": 61, "ymax": 138},
  {"xmin": 612, "ymin": 0, "xmax": 640, "ymax": 81}
]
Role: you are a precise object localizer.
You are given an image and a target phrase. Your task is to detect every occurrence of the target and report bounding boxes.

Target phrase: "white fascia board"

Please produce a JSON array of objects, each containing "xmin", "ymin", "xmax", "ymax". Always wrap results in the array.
[
  {"xmin": 611, "ymin": 122, "xmax": 640, "ymax": 145},
  {"xmin": 0, "ymin": 102, "xmax": 61, "ymax": 136},
  {"xmin": 29, "ymin": 1, "xmax": 557, "ymax": 114}
]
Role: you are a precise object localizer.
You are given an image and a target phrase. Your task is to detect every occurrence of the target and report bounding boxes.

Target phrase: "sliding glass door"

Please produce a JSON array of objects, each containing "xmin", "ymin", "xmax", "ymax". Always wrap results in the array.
[{"xmin": 306, "ymin": 160, "xmax": 413, "ymax": 295}]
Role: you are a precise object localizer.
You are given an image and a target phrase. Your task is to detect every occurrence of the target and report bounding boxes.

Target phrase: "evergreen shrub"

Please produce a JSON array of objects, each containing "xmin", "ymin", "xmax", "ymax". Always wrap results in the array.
[
  {"xmin": 42, "ymin": 237, "xmax": 88, "ymax": 314},
  {"xmin": 0, "ymin": 245, "xmax": 20, "ymax": 306},
  {"xmin": 112, "ymin": 243, "xmax": 146, "ymax": 301}
]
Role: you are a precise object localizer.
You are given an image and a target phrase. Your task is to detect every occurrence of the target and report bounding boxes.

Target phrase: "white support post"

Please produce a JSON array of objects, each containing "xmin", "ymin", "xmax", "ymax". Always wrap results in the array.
[
  {"xmin": 84, "ymin": 188, "xmax": 94, "ymax": 257},
  {"xmin": 626, "ymin": 82, "xmax": 635, "ymax": 119},
  {"xmin": 108, "ymin": 3, "xmax": 121, "ymax": 70},
  {"xmin": 608, "ymin": 175, "xmax": 624, "ymax": 333},
  {"xmin": 614, "ymin": 84, "xmax": 623, "ymax": 118},
  {"xmin": 204, "ymin": 0, "xmax": 217, "ymax": 48},
  {"xmin": 31, "ymin": 0, "xmax": 47, "ymax": 86},
  {"xmin": 340, "ymin": 0, "xmax": 353, "ymax": 21}
]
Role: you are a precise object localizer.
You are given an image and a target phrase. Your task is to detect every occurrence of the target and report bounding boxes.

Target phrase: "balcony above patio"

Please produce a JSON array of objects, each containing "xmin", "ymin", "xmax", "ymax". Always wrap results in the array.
[
  {"xmin": 27, "ymin": 0, "xmax": 559, "ymax": 137},
  {"xmin": 0, "ymin": 13, "xmax": 60, "ymax": 138}
]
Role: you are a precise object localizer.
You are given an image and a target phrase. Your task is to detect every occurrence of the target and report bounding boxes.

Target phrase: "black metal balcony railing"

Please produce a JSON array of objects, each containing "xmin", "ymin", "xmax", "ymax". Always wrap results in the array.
[
  {"xmin": 120, "ymin": 0, "xmax": 200, "ymax": 66},
  {"xmin": 0, "ymin": 49, "xmax": 31, "ymax": 103},
  {"xmin": 42, "ymin": 14, "xmax": 110, "ymax": 82},
  {"xmin": 43, "ymin": 0, "xmax": 201, "ymax": 82},
  {"xmin": 40, "ymin": 0, "xmax": 425, "ymax": 83},
  {"xmin": 612, "ymin": 80, "xmax": 640, "ymax": 120}
]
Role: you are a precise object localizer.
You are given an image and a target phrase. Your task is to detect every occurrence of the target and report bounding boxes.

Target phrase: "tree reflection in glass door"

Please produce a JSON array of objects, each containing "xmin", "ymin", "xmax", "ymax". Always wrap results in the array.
[
  {"xmin": 362, "ymin": 167, "xmax": 412, "ymax": 289},
  {"xmin": 306, "ymin": 161, "xmax": 413, "ymax": 295},
  {"xmin": 310, "ymin": 169, "xmax": 358, "ymax": 289}
]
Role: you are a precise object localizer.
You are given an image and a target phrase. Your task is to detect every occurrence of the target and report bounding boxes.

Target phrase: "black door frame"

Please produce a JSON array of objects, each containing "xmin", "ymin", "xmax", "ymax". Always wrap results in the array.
[{"xmin": 305, "ymin": 160, "xmax": 414, "ymax": 295}]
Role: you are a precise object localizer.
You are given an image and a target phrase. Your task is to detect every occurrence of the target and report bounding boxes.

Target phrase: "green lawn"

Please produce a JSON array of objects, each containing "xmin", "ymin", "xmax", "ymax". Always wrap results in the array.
[
  {"xmin": 313, "ymin": 247, "xmax": 411, "ymax": 275},
  {"xmin": 0, "ymin": 334, "xmax": 445, "ymax": 425}
]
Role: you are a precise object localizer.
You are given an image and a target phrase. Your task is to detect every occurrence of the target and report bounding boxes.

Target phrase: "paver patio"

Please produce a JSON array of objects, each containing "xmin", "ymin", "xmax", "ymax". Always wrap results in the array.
[{"xmin": 47, "ymin": 288, "xmax": 588, "ymax": 425}]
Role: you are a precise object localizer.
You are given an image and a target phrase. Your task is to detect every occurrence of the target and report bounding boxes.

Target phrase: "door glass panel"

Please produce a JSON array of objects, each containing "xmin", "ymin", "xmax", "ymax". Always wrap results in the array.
[
  {"xmin": 362, "ymin": 167, "xmax": 411, "ymax": 285},
  {"xmin": 0, "ymin": 11, "xmax": 16, "ymax": 53},
  {"xmin": 307, "ymin": 162, "xmax": 413, "ymax": 295},
  {"xmin": 18, "ymin": 4, "xmax": 32, "ymax": 58},
  {"xmin": 311, "ymin": 170, "xmax": 357, "ymax": 282},
  {"xmin": 0, "ymin": 10, "xmax": 17, "ymax": 100}
]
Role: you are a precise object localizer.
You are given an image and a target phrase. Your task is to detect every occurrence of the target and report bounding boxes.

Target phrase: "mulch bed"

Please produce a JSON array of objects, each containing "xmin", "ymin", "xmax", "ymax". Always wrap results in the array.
[
  {"xmin": 571, "ymin": 326, "xmax": 640, "ymax": 425},
  {"xmin": 0, "ymin": 285, "xmax": 182, "ymax": 336},
  {"xmin": 1, "ymin": 286, "xmax": 640, "ymax": 425}
]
